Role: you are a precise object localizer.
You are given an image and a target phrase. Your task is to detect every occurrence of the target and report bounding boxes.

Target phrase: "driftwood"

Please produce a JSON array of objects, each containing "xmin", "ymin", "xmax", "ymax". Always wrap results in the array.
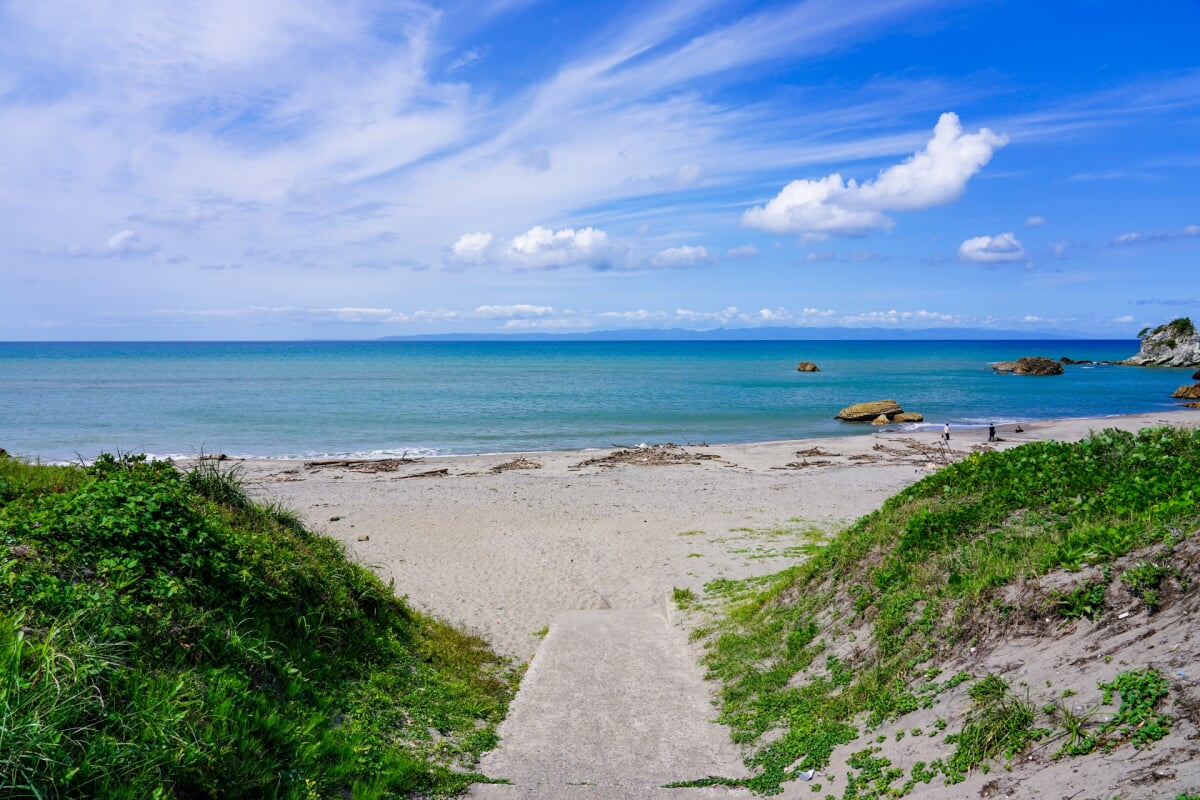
[
  {"xmin": 570, "ymin": 443, "xmax": 723, "ymax": 469},
  {"xmin": 304, "ymin": 456, "xmax": 423, "ymax": 473},
  {"xmin": 772, "ymin": 459, "xmax": 833, "ymax": 470},
  {"xmin": 794, "ymin": 447, "xmax": 835, "ymax": 457},
  {"xmin": 490, "ymin": 458, "xmax": 542, "ymax": 473},
  {"xmin": 396, "ymin": 468, "xmax": 450, "ymax": 479}
]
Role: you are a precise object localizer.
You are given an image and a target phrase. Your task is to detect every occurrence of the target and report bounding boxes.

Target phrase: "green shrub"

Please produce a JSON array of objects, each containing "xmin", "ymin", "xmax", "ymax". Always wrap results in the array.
[{"xmin": 0, "ymin": 455, "xmax": 516, "ymax": 799}]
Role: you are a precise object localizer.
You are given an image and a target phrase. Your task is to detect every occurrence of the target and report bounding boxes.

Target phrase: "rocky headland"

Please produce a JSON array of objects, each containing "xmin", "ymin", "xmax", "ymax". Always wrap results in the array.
[{"xmin": 1124, "ymin": 317, "xmax": 1200, "ymax": 366}]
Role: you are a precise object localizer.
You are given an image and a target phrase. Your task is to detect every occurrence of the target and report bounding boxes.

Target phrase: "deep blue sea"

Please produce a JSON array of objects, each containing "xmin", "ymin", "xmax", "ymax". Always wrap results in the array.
[{"xmin": 1, "ymin": 340, "xmax": 1192, "ymax": 462}]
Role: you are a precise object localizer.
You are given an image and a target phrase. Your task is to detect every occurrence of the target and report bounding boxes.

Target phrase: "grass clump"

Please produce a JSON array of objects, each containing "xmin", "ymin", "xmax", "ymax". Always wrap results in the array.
[
  {"xmin": 696, "ymin": 427, "xmax": 1199, "ymax": 794},
  {"xmin": 0, "ymin": 454, "xmax": 516, "ymax": 799}
]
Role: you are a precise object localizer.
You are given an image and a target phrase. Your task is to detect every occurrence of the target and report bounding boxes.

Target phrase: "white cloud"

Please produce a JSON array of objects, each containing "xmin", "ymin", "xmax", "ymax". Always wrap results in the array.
[
  {"xmin": 1111, "ymin": 224, "xmax": 1200, "ymax": 246},
  {"xmin": 650, "ymin": 245, "xmax": 712, "ymax": 268},
  {"xmin": 724, "ymin": 244, "xmax": 759, "ymax": 259},
  {"xmin": 450, "ymin": 232, "xmax": 494, "ymax": 264},
  {"xmin": 50, "ymin": 229, "xmax": 160, "ymax": 259},
  {"xmin": 447, "ymin": 227, "xmax": 717, "ymax": 271},
  {"xmin": 102, "ymin": 230, "xmax": 159, "ymax": 258},
  {"xmin": 958, "ymin": 231, "xmax": 1025, "ymax": 263},
  {"xmin": 507, "ymin": 226, "xmax": 617, "ymax": 270},
  {"xmin": 742, "ymin": 113, "xmax": 1008, "ymax": 235},
  {"xmin": 1025, "ymin": 215, "xmax": 1046, "ymax": 226},
  {"xmin": 473, "ymin": 304, "xmax": 555, "ymax": 319},
  {"xmin": 1112, "ymin": 315, "xmax": 1135, "ymax": 323}
]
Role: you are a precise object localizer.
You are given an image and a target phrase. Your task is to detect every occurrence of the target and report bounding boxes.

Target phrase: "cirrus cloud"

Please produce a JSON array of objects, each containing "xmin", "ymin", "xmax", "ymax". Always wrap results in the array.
[{"xmin": 742, "ymin": 112, "xmax": 1008, "ymax": 236}]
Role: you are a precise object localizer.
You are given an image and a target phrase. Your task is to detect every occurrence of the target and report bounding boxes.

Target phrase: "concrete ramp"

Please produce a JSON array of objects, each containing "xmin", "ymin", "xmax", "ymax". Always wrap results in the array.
[{"xmin": 470, "ymin": 606, "xmax": 750, "ymax": 799}]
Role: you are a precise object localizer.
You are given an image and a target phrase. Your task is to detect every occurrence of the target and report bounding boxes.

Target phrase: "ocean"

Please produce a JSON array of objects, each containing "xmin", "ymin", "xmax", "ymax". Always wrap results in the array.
[{"xmin": 1, "ymin": 339, "xmax": 1192, "ymax": 462}]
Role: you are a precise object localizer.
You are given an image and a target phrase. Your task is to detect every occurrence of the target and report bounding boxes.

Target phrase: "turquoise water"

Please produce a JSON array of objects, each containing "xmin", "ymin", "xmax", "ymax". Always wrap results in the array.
[{"xmin": 1, "ymin": 340, "xmax": 1192, "ymax": 462}]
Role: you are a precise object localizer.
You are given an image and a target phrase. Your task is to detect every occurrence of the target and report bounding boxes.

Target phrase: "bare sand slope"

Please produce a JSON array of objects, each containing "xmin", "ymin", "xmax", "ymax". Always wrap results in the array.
[
  {"xmin": 236, "ymin": 410, "xmax": 1200, "ymax": 798},
  {"xmin": 240, "ymin": 411, "xmax": 1199, "ymax": 660}
]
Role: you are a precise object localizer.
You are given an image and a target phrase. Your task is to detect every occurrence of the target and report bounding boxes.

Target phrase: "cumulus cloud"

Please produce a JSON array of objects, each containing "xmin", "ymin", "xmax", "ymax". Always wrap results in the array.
[
  {"xmin": 1111, "ymin": 224, "xmax": 1200, "ymax": 246},
  {"xmin": 507, "ymin": 226, "xmax": 616, "ymax": 270},
  {"xmin": 742, "ymin": 112, "xmax": 1008, "ymax": 236},
  {"xmin": 958, "ymin": 231, "xmax": 1025, "ymax": 263},
  {"xmin": 650, "ymin": 245, "xmax": 711, "ymax": 268},
  {"xmin": 449, "ymin": 232, "xmax": 494, "ymax": 264},
  {"xmin": 446, "ymin": 226, "xmax": 714, "ymax": 271}
]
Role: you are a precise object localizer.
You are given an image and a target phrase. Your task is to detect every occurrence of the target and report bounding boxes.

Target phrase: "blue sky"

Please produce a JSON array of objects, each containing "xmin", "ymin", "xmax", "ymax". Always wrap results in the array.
[{"xmin": 1, "ymin": 0, "xmax": 1198, "ymax": 339}]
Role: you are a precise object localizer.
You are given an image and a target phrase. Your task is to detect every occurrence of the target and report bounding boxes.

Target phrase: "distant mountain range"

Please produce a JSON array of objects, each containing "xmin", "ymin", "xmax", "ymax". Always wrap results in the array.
[{"xmin": 378, "ymin": 326, "xmax": 1109, "ymax": 342}]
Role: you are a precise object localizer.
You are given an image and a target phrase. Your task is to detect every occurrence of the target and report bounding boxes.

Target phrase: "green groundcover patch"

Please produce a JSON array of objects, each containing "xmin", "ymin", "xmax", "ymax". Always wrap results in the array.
[
  {"xmin": 0, "ymin": 454, "xmax": 517, "ymax": 799},
  {"xmin": 695, "ymin": 426, "xmax": 1200, "ymax": 795}
]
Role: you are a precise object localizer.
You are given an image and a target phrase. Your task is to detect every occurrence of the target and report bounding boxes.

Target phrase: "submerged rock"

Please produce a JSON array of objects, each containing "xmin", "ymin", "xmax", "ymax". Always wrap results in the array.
[
  {"xmin": 1193, "ymin": 369, "xmax": 1200, "ymax": 380},
  {"xmin": 1059, "ymin": 356, "xmax": 1093, "ymax": 365},
  {"xmin": 1124, "ymin": 318, "xmax": 1200, "ymax": 366},
  {"xmin": 796, "ymin": 361, "xmax": 820, "ymax": 372}
]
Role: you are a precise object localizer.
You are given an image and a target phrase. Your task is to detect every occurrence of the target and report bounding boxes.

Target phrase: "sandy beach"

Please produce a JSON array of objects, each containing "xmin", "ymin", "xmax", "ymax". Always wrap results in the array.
[{"xmin": 240, "ymin": 409, "xmax": 1200, "ymax": 660}]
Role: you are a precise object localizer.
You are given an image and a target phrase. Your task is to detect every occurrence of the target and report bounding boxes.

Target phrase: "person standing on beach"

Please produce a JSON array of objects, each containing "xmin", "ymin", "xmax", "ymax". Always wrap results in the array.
[
  {"xmin": 988, "ymin": 423, "xmax": 996, "ymax": 442},
  {"xmin": 943, "ymin": 422, "xmax": 950, "ymax": 442}
]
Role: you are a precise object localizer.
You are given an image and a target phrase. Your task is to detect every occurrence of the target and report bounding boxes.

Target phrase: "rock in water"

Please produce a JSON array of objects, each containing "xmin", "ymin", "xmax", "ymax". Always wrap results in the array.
[
  {"xmin": 991, "ymin": 361, "xmax": 1017, "ymax": 373},
  {"xmin": 836, "ymin": 399, "xmax": 904, "ymax": 422},
  {"xmin": 1124, "ymin": 318, "xmax": 1200, "ymax": 366},
  {"xmin": 1193, "ymin": 369, "xmax": 1200, "ymax": 380},
  {"xmin": 1172, "ymin": 384, "xmax": 1200, "ymax": 399},
  {"xmin": 871, "ymin": 414, "xmax": 890, "ymax": 425},
  {"xmin": 892, "ymin": 412, "xmax": 925, "ymax": 423},
  {"xmin": 796, "ymin": 361, "xmax": 820, "ymax": 372},
  {"xmin": 1013, "ymin": 356, "xmax": 1064, "ymax": 375}
]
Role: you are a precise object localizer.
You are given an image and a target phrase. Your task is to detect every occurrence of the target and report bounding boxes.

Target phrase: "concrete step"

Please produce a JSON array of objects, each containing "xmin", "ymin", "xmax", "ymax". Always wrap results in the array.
[{"xmin": 468, "ymin": 605, "xmax": 749, "ymax": 799}]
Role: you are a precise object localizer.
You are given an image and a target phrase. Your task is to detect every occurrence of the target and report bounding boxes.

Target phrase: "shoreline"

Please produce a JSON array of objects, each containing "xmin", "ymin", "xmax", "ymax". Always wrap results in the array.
[
  {"xmin": 237, "ymin": 409, "xmax": 1200, "ymax": 659},
  {"xmin": 138, "ymin": 405, "xmax": 1200, "ymax": 465}
]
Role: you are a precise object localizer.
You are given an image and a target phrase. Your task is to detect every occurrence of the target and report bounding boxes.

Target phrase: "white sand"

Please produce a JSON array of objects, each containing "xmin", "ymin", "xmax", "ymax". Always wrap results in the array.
[{"xmin": 238, "ymin": 410, "xmax": 1200, "ymax": 659}]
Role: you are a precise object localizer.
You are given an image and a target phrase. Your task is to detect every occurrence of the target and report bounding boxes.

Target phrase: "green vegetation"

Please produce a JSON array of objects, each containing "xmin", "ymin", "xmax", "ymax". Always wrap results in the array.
[
  {"xmin": 1140, "ymin": 316, "xmax": 1196, "ymax": 340},
  {"xmin": 942, "ymin": 675, "xmax": 1047, "ymax": 782},
  {"xmin": 0, "ymin": 454, "xmax": 516, "ymax": 799},
  {"xmin": 1120, "ymin": 561, "xmax": 1168, "ymax": 611},
  {"xmin": 1098, "ymin": 667, "xmax": 1172, "ymax": 748},
  {"xmin": 695, "ymin": 427, "xmax": 1199, "ymax": 794}
]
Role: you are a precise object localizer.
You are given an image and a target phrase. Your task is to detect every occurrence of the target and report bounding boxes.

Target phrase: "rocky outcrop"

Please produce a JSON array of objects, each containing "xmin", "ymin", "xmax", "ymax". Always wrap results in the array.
[
  {"xmin": 1058, "ymin": 356, "xmax": 1093, "ymax": 365},
  {"xmin": 834, "ymin": 399, "xmax": 923, "ymax": 425},
  {"xmin": 992, "ymin": 357, "xmax": 1064, "ymax": 376},
  {"xmin": 1171, "ymin": 384, "xmax": 1200, "ymax": 400},
  {"xmin": 1193, "ymin": 369, "xmax": 1200, "ymax": 380},
  {"xmin": 1124, "ymin": 318, "xmax": 1200, "ymax": 366},
  {"xmin": 796, "ymin": 361, "xmax": 820, "ymax": 372}
]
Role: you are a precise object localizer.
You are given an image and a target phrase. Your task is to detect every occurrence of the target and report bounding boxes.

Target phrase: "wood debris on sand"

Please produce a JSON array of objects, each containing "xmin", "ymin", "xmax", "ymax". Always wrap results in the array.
[
  {"xmin": 304, "ymin": 456, "xmax": 423, "ymax": 473},
  {"xmin": 490, "ymin": 458, "xmax": 543, "ymax": 473},
  {"xmin": 570, "ymin": 444, "xmax": 724, "ymax": 469}
]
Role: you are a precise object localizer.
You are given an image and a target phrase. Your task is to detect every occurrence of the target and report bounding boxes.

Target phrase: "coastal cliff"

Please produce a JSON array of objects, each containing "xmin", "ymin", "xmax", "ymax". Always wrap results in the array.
[{"xmin": 1124, "ymin": 317, "xmax": 1200, "ymax": 366}]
